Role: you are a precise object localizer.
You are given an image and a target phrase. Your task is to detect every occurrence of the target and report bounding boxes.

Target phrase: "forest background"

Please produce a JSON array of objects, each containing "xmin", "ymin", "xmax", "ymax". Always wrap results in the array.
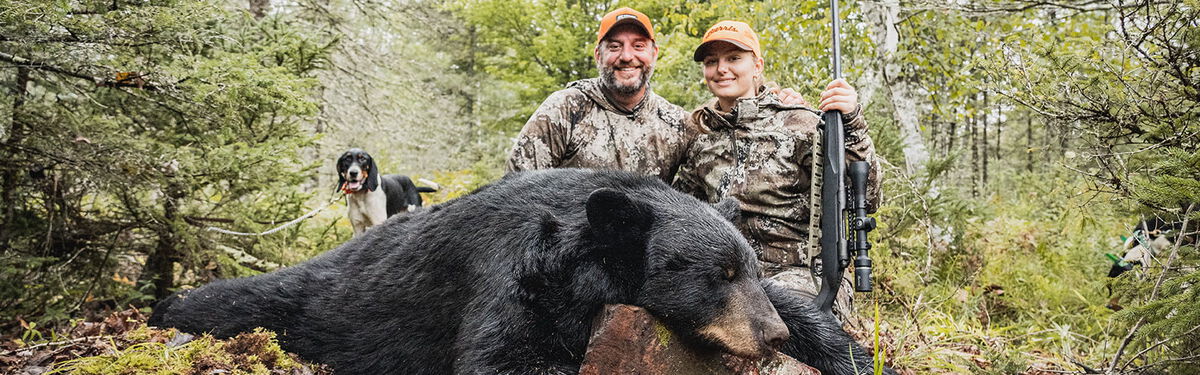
[{"xmin": 0, "ymin": 0, "xmax": 1197, "ymax": 373}]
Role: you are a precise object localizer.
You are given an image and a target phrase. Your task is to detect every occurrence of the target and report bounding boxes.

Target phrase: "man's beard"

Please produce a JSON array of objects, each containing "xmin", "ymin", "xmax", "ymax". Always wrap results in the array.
[{"xmin": 599, "ymin": 63, "xmax": 653, "ymax": 96}]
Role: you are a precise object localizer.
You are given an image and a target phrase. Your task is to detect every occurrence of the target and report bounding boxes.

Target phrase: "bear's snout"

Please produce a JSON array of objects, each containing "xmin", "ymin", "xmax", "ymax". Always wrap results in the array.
[
  {"xmin": 697, "ymin": 278, "xmax": 791, "ymax": 359},
  {"xmin": 761, "ymin": 315, "xmax": 789, "ymax": 350}
]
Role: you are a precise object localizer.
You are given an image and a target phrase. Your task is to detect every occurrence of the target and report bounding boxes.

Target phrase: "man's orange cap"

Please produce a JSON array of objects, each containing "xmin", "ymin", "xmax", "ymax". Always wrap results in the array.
[
  {"xmin": 693, "ymin": 20, "xmax": 761, "ymax": 61},
  {"xmin": 596, "ymin": 7, "xmax": 655, "ymax": 44}
]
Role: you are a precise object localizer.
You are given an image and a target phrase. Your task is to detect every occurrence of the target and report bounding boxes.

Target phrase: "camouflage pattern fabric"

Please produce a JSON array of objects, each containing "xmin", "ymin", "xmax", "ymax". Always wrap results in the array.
[
  {"xmin": 506, "ymin": 78, "xmax": 695, "ymax": 183},
  {"xmin": 672, "ymin": 89, "xmax": 882, "ymax": 267}
]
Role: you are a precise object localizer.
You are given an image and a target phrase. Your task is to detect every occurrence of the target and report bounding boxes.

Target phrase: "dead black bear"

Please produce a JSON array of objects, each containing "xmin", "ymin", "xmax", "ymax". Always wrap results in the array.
[{"xmin": 150, "ymin": 169, "xmax": 886, "ymax": 374}]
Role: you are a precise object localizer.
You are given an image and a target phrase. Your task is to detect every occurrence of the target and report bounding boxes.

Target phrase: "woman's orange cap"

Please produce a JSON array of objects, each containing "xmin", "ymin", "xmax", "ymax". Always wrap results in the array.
[
  {"xmin": 694, "ymin": 20, "xmax": 761, "ymax": 61},
  {"xmin": 597, "ymin": 8, "xmax": 655, "ymax": 44}
]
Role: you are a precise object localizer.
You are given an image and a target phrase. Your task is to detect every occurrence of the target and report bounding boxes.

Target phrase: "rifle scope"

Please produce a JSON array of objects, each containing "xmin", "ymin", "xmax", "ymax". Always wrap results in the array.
[{"xmin": 848, "ymin": 161, "xmax": 875, "ymax": 292}]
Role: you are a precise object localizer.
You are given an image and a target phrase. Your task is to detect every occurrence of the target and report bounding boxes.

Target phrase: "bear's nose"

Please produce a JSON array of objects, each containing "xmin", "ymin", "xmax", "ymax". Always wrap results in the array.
[{"xmin": 763, "ymin": 322, "xmax": 789, "ymax": 349}]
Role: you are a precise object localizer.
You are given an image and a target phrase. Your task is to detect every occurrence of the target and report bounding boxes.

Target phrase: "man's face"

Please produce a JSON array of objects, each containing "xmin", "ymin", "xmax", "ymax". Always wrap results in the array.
[{"xmin": 594, "ymin": 24, "xmax": 658, "ymax": 97}]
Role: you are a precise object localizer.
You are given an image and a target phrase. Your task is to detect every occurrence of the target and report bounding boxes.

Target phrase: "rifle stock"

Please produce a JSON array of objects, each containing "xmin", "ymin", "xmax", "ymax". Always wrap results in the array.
[{"xmin": 814, "ymin": 110, "xmax": 847, "ymax": 315}]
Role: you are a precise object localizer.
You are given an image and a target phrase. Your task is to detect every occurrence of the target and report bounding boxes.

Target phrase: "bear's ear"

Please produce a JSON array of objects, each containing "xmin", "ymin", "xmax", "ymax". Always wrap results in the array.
[
  {"xmin": 587, "ymin": 188, "xmax": 654, "ymax": 244},
  {"xmin": 713, "ymin": 196, "xmax": 741, "ymax": 222}
]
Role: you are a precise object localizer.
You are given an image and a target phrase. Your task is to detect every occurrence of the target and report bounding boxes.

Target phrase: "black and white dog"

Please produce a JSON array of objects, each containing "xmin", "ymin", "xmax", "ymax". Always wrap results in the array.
[
  {"xmin": 1107, "ymin": 217, "xmax": 1192, "ymax": 278},
  {"xmin": 1105, "ymin": 216, "xmax": 1197, "ymax": 310},
  {"xmin": 336, "ymin": 148, "xmax": 437, "ymax": 236}
]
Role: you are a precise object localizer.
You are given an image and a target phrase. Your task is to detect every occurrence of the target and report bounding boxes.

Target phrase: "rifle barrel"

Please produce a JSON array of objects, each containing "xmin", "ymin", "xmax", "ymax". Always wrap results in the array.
[{"xmin": 831, "ymin": 0, "xmax": 841, "ymax": 79}]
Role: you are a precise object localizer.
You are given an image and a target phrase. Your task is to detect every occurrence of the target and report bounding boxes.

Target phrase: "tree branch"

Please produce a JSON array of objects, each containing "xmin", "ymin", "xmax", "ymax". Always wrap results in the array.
[
  {"xmin": 1110, "ymin": 202, "xmax": 1197, "ymax": 372},
  {"xmin": 0, "ymin": 50, "xmax": 161, "ymax": 90},
  {"xmin": 938, "ymin": 0, "xmax": 1174, "ymax": 15}
]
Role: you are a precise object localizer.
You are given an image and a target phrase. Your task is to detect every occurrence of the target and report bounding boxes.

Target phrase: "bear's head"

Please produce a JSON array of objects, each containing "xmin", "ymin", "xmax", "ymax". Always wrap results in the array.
[{"xmin": 586, "ymin": 187, "xmax": 790, "ymax": 359}]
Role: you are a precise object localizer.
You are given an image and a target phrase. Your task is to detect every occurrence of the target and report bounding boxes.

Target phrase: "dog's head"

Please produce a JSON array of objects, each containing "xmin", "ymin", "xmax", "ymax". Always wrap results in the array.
[{"xmin": 336, "ymin": 148, "xmax": 379, "ymax": 193}]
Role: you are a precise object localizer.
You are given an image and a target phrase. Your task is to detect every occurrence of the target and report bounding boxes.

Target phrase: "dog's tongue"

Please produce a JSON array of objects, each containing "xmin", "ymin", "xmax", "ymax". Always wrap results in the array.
[{"xmin": 346, "ymin": 181, "xmax": 363, "ymax": 191}]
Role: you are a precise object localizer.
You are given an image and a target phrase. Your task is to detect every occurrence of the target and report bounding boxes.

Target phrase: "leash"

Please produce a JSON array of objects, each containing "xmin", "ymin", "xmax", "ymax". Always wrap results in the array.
[{"xmin": 205, "ymin": 192, "xmax": 344, "ymax": 236}]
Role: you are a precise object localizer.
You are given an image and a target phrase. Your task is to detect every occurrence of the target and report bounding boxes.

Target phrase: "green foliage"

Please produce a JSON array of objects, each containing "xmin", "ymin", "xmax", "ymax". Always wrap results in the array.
[
  {"xmin": 869, "ymin": 169, "xmax": 1137, "ymax": 372},
  {"xmin": 441, "ymin": 0, "xmax": 602, "ymax": 133},
  {"xmin": 2, "ymin": 0, "xmax": 1198, "ymax": 373},
  {"xmin": 0, "ymin": 0, "xmax": 329, "ymax": 328},
  {"xmin": 441, "ymin": 0, "xmax": 871, "ymax": 134},
  {"xmin": 986, "ymin": 1, "xmax": 1200, "ymax": 371}
]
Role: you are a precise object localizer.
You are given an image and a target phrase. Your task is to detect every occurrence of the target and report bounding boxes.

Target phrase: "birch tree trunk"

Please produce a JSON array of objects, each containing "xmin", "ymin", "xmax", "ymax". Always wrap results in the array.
[
  {"xmin": 860, "ymin": 0, "xmax": 930, "ymax": 179},
  {"xmin": 861, "ymin": 0, "xmax": 950, "ymax": 275}
]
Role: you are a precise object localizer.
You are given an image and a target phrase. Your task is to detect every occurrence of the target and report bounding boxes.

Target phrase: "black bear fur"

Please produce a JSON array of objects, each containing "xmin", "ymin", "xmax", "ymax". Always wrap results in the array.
[{"xmin": 150, "ymin": 169, "xmax": 887, "ymax": 374}]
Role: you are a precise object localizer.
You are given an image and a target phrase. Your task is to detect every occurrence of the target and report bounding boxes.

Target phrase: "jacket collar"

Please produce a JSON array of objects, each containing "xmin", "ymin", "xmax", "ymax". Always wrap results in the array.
[{"xmin": 699, "ymin": 88, "xmax": 780, "ymax": 130}]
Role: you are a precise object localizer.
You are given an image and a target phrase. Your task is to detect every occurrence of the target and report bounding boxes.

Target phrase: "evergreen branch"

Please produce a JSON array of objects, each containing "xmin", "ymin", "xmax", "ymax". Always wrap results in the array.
[
  {"xmin": 0, "ymin": 34, "xmax": 165, "ymax": 48},
  {"xmin": 1127, "ymin": 353, "xmax": 1200, "ymax": 374},
  {"xmin": 1110, "ymin": 203, "xmax": 1197, "ymax": 372},
  {"xmin": 992, "ymin": 90, "xmax": 1060, "ymax": 119},
  {"xmin": 184, "ymin": 215, "xmax": 311, "ymax": 226},
  {"xmin": 0, "ymin": 50, "xmax": 161, "ymax": 91},
  {"xmin": 1123, "ymin": 320, "xmax": 1200, "ymax": 367}
]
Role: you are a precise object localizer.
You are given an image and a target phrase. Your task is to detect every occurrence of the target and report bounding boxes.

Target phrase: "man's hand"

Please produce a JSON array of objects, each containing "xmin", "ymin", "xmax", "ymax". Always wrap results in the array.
[
  {"xmin": 772, "ymin": 87, "xmax": 811, "ymax": 107},
  {"xmin": 818, "ymin": 79, "xmax": 857, "ymax": 114}
]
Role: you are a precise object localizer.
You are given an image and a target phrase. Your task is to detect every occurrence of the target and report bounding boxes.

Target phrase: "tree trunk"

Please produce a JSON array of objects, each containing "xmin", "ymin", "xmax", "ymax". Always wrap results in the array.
[
  {"xmin": 994, "ymin": 102, "xmax": 1002, "ymax": 162},
  {"xmin": 948, "ymin": 112, "xmax": 957, "ymax": 156},
  {"xmin": 143, "ymin": 181, "xmax": 185, "ymax": 300},
  {"xmin": 465, "ymin": 25, "xmax": 480, "ymax": 145},
  {"xmin": 1, "ymin": 67, "xmax": 31, "ymax": 247},
  {"xmin": 982, "ymin": 91, "xmax": 989, "ymax": 187},
  {"xmin": 1026, "ymin": 114, "xmax": 1033, "ymax": 172},
  {"xmin": 970, "ymin": 107, "xmax": 978, "ymax": 198},
  {"xmin": 930, "ymin": 91, "xmax": 941, "ymax": 156},
  {"xmin": 249, "ymin": 0, "xmax": 269, "ymax": 19},
  {"xmin": 861, "ymin": 0, "xmax": 929, "ymax": 178}
]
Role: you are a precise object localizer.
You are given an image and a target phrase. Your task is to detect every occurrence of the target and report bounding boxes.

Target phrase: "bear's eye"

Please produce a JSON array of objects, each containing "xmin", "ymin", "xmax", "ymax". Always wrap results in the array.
[{"xmin": 723, "ymin": 267, "xmax": 736, "ymax": 282}]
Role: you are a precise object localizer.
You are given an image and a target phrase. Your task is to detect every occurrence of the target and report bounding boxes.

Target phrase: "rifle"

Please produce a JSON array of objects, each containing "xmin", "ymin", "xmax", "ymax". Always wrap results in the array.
[{"xmin": 812, "ymin": 0, "xmax": 877, "ymax": 316}]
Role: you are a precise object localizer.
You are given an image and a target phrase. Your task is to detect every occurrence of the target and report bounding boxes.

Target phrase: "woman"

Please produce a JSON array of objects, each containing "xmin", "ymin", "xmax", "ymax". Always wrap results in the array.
[{"xmin": 672, "ymin": 20, "xmax": 881, "ymax": 319}]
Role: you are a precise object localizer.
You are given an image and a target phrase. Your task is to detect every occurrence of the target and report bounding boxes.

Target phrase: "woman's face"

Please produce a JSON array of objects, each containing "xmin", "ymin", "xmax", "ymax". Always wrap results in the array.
[{"xmin": 701, "ymin": 42, "xmax": 762, "ymax": 104}]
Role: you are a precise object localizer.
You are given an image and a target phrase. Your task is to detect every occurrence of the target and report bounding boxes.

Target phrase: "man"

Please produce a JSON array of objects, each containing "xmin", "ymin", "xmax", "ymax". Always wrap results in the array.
[{"xmin": 507, "ymin": 8, "xmax": 806, "ymax": 182}]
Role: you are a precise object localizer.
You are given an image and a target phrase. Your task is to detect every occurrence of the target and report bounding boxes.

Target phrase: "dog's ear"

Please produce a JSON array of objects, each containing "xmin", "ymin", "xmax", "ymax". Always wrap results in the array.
[
  {"xmin": 364, "ymin": 154, "xmax": 380, "ymax": 192},
  {"xmin": 335, "ymin": 153, "xmax": 349, "ymax": 193},
  {"xmin": 587, "ymin": 188, "xmax": 655, "ymax": 246},
  {"xmin": 713, "ymin": 196, "xmax": 741, "ymax": 222}
]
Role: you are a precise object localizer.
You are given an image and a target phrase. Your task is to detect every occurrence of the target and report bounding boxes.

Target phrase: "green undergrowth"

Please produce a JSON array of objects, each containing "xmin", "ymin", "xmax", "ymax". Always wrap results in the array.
[
  {"xmin": 50, "ymin": 328, "xmax": 315, "ymax": 375},
  {"xmin": 2, "ymin": 309, "xmax": 328, "ymax": 375},
  {"xmin": 866, "ymin": 170, "xmax": 1136, "ymax": 373}
]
